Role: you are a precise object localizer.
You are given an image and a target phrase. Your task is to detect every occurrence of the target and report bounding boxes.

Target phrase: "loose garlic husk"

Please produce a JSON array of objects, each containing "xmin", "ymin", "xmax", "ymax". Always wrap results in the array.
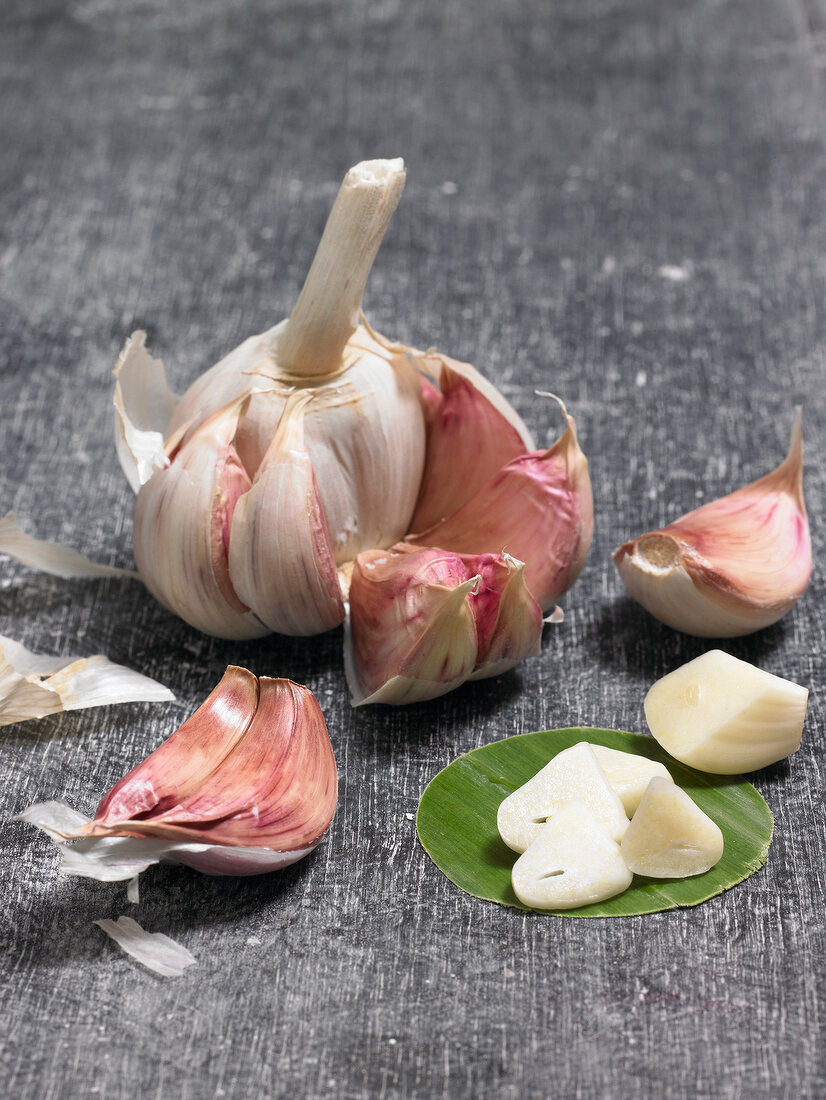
[
  {"xmin": 112, "ymin": 159, "xmax": 593, "ymax": 703},
  {"xmin": 614, "ymin": 411, "xmax": 810, "ymax": 636},
  {"xmin": 19, "ymin": 666, "xmax": 338, "ymax": 878}
]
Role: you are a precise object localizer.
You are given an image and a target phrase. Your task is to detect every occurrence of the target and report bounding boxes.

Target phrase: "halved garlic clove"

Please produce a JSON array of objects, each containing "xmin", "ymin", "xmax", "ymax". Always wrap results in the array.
[
  {"xmin": 614, "ymin": 411, "xmax": 811, "ymax": 636},
  {"xmin": 497, "ymin": 742, "xmax": 628, "ymax": 853},
  {"xmin": 228, "ymin": 392, "xmax": 345, "ymax": 636},
  {"xmin": 620, "ymin": 777, "xmax": 724, "ymax": 878},
  {"xmin": 20, "ymin": 666, "xmax": 338, "ymax": 878},
  {"xmin": 345, "ymin": 544, "xmax": 542, "ymax": 704},
  {"xmin": 134, "ymin": 397, "xmax": 269, "ymax": 639},
  {"xmin": 408, "ymin": 351, "xmax": 534, "ymax": 531},
  {"xmin": 644, "ymin": 649, "xmax": 808, "ymax": 774},
  {"xmin": 511, "ymin": 802, "xmax": 632, "ymax": 910},
  {"xmin": 408, "ymin": 396, "xmax": 593, "ymax": 612},
  {"xmin": 589, "ymin": 745, "xmax": 674, "ymax": 816}
]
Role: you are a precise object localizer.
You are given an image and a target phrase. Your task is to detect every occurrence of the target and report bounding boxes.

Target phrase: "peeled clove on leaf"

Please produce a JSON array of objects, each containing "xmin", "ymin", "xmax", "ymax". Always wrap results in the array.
[
  {"xmin": 113, "ymin": 159, "xmax": 593, "ymax": 703},
  {"xmin": 614, "ymin": 411, "xmax": 810, "ymax": 636},
  {"xmin": 19, "ymin": 666, "xmax": 337, "ymax": 878}
]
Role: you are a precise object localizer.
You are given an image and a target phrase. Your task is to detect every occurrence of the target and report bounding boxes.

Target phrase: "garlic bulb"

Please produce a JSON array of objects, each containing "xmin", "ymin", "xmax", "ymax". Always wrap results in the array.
[
  {"xmin": 614, "ymin": 411, "xmax": 810, "ymax": 636},
  {"xmin": 114, "ymin": 159, "xmax": 594, "ymax": 703},
  {"xmin": 19, "ymin": 666, "xmax": 338, "ymax": 878}
]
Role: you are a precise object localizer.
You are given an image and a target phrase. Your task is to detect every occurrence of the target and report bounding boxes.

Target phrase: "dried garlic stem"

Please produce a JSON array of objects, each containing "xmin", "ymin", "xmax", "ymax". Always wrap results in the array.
[{"xmin": 280, "ymin": 158, "xmax": 406, "ymax": 377}]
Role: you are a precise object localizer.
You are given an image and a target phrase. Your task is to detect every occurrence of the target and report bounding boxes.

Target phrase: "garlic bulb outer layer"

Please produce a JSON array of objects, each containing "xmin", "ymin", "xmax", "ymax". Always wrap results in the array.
[{"xmin": 614, "ymin": 411, "xmax": 810, "ymax": 637}]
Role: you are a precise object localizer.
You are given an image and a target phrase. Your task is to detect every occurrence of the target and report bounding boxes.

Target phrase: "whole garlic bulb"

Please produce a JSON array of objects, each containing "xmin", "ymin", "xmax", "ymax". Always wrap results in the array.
[{"xmin": 113, "ymin": 159, "xmax": 594, "ymax": 703}]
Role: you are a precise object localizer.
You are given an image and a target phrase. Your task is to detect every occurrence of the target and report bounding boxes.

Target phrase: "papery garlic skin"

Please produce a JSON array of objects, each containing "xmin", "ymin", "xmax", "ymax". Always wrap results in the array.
[
  {"xmin": 511, "ymin": 802, "xmax": 632, "ymax": 910},
  {"xmin": 497, "ymin": 742, "xmax": 628, "ymax": 853},
  {"xmin": 644, "ymin": 650, "xmax": 808, "ymax": 774},
  {"xmin": 614, "ymin": 412, "xmax": 810, "ymax": 637},
  {"xmin": 620, "ymin": 778, "xmax": 724, "ymax": 878}
]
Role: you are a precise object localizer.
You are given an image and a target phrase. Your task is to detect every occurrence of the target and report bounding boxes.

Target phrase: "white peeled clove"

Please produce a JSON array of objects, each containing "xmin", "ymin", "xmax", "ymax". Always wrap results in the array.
[
  {"xmin": 511, "ymin": 802, "xmax": 632, "ymax": 910},
  {"xmin": 497, "ymin": 742, "xmax": 628, "ymax": 853},
  {"xmin": 644, "ymin": 649, "xmax": 808, "ymax": 774},
  {"xmin": 0, "ymin": 634, "xmax": 173, "ymax": 727},
  {"xmin": 590, "ymin": 745, "xmax": 674, "ymax": 816},
  {"xmin": 19, "ymin": 666, "xmax": 338, "ymax": 878},
  {"xmin": 621, "ymin": 777, "xmax": 724, "ymax": 878},
  {"xmin": 614, "ymin": 411, "xmax": 811, "ymax": 636}
]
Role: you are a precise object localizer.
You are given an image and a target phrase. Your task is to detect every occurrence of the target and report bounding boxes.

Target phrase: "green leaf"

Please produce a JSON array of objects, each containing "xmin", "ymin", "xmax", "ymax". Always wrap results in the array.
[{"xmin": 416, "ymin": 728, "xmax": 773, "ymax": 917}]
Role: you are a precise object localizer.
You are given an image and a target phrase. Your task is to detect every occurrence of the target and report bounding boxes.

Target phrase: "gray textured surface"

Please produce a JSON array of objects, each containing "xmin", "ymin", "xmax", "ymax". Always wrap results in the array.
[{"xmin": 1, "ymin": 0, "xmax": 825, "ymax": 1097}]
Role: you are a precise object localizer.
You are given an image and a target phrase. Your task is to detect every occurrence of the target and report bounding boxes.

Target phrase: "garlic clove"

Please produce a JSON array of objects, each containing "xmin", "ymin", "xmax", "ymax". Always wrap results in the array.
[
  {"xmin": 511, "ymin": 802, "xmax": 632, "ymax": 910},
  {"xmin": 589, "ymin": 745, "xmax": 674, "ymax": 816},
  {"xmin": 346, "ymin": 544, "xmax": 480, "ymax": 705},
  {"xmin": 22, "ymin": 667, "xmax": 339, "ymax": 878},
  {"xmin": 497, "ymin": 742, "xmax": 629, "ymax": 853},
  {"xmin": 409, "ymin": 396, "xmax": 593, "ymax": 612},
  {"xmin": 613, "ymin": 411, "xmax": 811, "ymax": 636},
  {"xmin": 644, "ymin": 649, "xmax": 808, "ymax": 774},
  {"xmin": 113, "ymin": 330, "xmax": 178, "ymax": 493},
  {"xmin": 408, "ymin": 351, "xmax": 534, "ymax": 531},
  {"xmin": 620, "ymin": 777, "xmax": 724, "ymax": 878},
  {"xmin": 227, "ymin": 392, "xmax": 345, "ymax": 636},
  {"xmin": 465, "ymin": 553, "xmax": 543, "ymax": 680},
  {"xmin": 134, "ymin": 397, "xmax": 269, "ymax": 639}
]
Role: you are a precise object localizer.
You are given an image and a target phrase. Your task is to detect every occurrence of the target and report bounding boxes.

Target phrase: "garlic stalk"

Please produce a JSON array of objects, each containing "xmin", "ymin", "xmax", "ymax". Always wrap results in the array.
[
  {"xmin": 19, "ymin": 666, "xmax": 338, "ymax": 877},
  {"xmin": 114, "ymin": 159, "xmax": 593, "ymax": 703},
  {"xmin": 614, "ymin": 411, "xmax": 810, "ymax": 636}
]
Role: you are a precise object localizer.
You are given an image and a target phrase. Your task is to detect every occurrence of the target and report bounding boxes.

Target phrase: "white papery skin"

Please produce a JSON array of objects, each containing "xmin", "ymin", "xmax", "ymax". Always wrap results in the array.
[
  {"xmin": 511, "ymin": 802, "xmax": 632, "ymax": 910},
  {"xmin": 497, "ymin": 742, "xmax": 629, "ymax": 853},
  {"xmin": 118, "ymin": 159, "xmax": 427, "ymax": 639},
  {"xmin": 621, "ymin": 778, "xmax": 724, "ymax": 878},
  {"xmin": 644, "ymin": 649, "xmax": 808, "ymax": 774}
]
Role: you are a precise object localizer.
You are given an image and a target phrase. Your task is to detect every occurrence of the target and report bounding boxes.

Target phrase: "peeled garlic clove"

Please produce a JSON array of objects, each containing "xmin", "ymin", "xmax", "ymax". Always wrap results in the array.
[
  {"xmin": 497, "ymin": 742, "xmax": 628, "ymax": 853},
  {"xmin": 409, "ymin": 352, "xmax": 534, "ymax": 531},
  {"xmin": 621, "ymin": 777, "xmax": 724, "ymax": 878},
  {"xmin": 409, "ymin": 397, "xmax": 593, "ymax": 611},
  {"xmin": 589, "ymin": 745, "xmax": 674, "ymax": 817},
  {"xmin": 614, "ymin": 411, "xmax": 811, "ymax": 636},
  {"xmin": 644, "ymin": 649, "xmax": 808, "ymax": 774},
  {"xmin": 134, "ymin": 397, "xmax": 269, "ymax": 639},
  {"xmin": 512, "ymin": 802, "xmax": 632, "ymax": 910},
  {"xmin": 346, "ymin": 544, "xmax": 480, "ymax": 705},
  {"xmin": 228, "ymin": 392, "xmax": 345, "ymax": 636},
  {"xmin": 21, "ymin": 666, "xmax": 338, "ymax": 878}
]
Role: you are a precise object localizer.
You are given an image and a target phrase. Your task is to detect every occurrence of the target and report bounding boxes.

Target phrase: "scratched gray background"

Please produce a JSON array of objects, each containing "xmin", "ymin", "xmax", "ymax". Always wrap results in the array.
[{"xmin": 1, "ymin": 0, "xmax": 825, "ymax": 1097}]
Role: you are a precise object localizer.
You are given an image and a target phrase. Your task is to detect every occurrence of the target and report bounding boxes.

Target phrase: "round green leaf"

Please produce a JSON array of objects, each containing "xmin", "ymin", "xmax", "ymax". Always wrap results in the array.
[{"xmin": 416, "ymin": 728, "xmax": 773, "ymax": 917}]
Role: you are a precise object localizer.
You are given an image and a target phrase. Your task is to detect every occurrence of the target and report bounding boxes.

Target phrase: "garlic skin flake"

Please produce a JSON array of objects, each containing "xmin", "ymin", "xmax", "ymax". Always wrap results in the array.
[
  {"xmin": 614, "ymin": 412, "xmax": 810, "ymax": 636},
  {"xmin": 644, "ymin": 649, "xmax": 808, "ymax": 774},
  {"xmin": 0, "ymin": 634, "xmax": 173, "ymax": 727},
  {"xmin": 94, "ymin": 916, "xmax": 196, "ymax": 978},
  {"xmin": 19, "ymin": 666, "xmax": 337, "ymax": 878},
  {"xmin": 497, "ymin": 742, "xmax": 628, "ymax": 853},
  {"xmin": 511, "ymin": 802, "xmax": 632, "ymax": 910},
  {"xmin": 621, "ymin": 777, "xmax": 724, "ymax": 878},
  {"xmin": 0, "ymin": 513, "xmax": 137, "ymax": 580}
]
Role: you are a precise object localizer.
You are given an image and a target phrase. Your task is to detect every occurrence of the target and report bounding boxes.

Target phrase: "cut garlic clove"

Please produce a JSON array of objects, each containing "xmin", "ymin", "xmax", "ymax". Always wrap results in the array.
[
  {"xmin": 511, "ymin": 802, "xmax": 632, "ymax": 910},
  {"xmin": 20, "ymin": 667, "xmax": 338, "ymax": 878},
  {"xmin": 589, "ymin": 745, "xmax": 674, "ymax": 816},
  {"xmin": 614, "ymin": 410, "xmax": 811, "ymax": 637},
  {"xmin": 228, "ymin": 392, "xmax": 345, "ymax": 636},
  {"xmin": 644, "ymin": 649, "xmax": 808, "ymax": 774},
  {"xmin": 409, "ymin": 396, "xmax": 593, "ymax": 611},
  {"xmin": 346, "ymin": 545, "xmax": 480, "ymax": 705},
  {"xmin": 113, "ymin": 330, "xmax": 178, "ymax": 493},
  {"xmin": 497, "ymin": 742, "xmax": 628, "ymax": 853},
  {"xmin": 621, "ymin": 777, "xmax": 724, "ymax": 878},
  {"xmin": 409, "ymin": 353, "xmax": 534, "ymax": 531},
  {"xmin": 134, "ymin": 397, "xmax": 269, "ymax": 639}
]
